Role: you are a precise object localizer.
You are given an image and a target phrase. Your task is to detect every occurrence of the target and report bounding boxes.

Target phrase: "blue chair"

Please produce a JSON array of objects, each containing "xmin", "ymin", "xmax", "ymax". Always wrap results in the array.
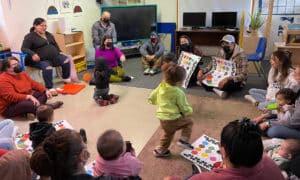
[
  {"xmin": 0, "ymin": 51, "xmax": 27, "ymax": 71},
  {"xmin": 246, "ymin": 37, "xmax": 267, "ymax": 81}
]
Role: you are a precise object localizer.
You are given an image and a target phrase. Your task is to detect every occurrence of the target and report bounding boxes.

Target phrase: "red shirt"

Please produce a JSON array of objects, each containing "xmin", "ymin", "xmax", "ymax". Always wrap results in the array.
[
  {"xmin": 190, "ymin": 156, "xmax": 284, "ymax": 180},
  {"xmin": 0, "ymin": 72, "xmax": 46, "ymax": 113}
]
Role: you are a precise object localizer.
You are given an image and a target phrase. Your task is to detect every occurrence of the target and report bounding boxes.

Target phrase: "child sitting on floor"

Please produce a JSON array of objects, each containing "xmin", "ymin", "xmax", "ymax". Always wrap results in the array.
[
  {"xmin": 94, "ymin": 129, "xmax": 141, "ymax": 178},
  {"xmin": 252, "ymin": 88, "xmax": 295, "ymax": 131},
  {"xmin": 30, "ymin": 105, "xmax": 87, "ymax": 149},
  {"xmin": 90, "ymin": 57, "xmax": 119, "ymax": 106},
  {"xmin": 265, "ymin": 139, "xmax": 300, "ymax": 167},
  {"xmin": 149, "ymin": 62, "xmax": 194, "ymax": 157},
  {"xmin": 29, "ymin": 105, "xmax": 56, "ymax": 150}
]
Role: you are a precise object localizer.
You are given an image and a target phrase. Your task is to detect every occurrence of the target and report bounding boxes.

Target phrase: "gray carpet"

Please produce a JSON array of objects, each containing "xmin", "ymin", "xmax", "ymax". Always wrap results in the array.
[{"xmin": 82, "ymin": 56, "xmax": 269, "ymax": 100}]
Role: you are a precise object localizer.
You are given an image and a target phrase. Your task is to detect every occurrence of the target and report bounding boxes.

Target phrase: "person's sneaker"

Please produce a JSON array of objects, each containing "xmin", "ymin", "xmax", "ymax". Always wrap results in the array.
[
  {"xmin": 47, "ymin": 101, "xmax": 64, "ymax": 109},
  {"xmin": 213, "ymin": 88, "xmax": 228, "ymax": 99},
  {"xmin": 109, "ymin": 94, "xmax": 119, "ymax": 104},
  {"xmin": 48, "ymin": 88, "xmax": 58, "ymax": 96},
  {"xmin": 191, "ymin": 163, "xmax": 202, "ymax": 175},
  {"xmin": 153, "ymin": 149, "xmax": 171, "ymax": 158},
  {"xmin": 26, "ymin": 113, "xmax": 36, "ymax": 121},
  {"xmin": 79, "ymin": 128, "xmax": 87, "ymax": 144},
  {"xmin": 149, "ymin": 68, "xmax": 158, "ymax": 76},
  {"xmin": 122, "ymin": 76, "xmax": 132, "ymax": 82},
  {"xmin": 177, "ymin": 139, "xmax": 194, "ymax": 149},
  {"xmin": 244, "ymin": 95, "xmax": 259, "ymax": 106},
  {"xmin": 96, "ymin": 97, "xmax": 109, "ymax": 106},
  {"xmin": 143, "ymin": 68, "xmax": 151, "ymax": 75}
]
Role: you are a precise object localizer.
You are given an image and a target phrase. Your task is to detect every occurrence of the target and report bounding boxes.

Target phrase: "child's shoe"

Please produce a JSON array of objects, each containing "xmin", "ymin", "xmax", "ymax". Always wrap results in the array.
[
  {"xmin": 109, "ymin": 94, "xmax": 119, "ymax": 104},
  {"xmin": 96, "ymin": 97, "xmax": 109, "ymax": 106},
  {"xmin": 79, "ymin": 128, "xmax": 87, "ymax": 144},
  {"xmin": 153, "ymin": 149, "xmax": 171, "ymax": 158},
  {"xmin": 213, "ymin": 88, "xmax": 228, "ymax": 99},
  {"xmin": 177, "ymin": 139, "xmax": 194, "ymax": 149}
]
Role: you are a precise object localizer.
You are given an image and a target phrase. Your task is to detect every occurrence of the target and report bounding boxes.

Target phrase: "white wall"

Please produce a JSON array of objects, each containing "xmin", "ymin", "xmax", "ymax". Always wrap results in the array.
[
  {"xmin": 0, "ymin": 0, "xmax": 100, "ymax": 60},
  {"xmin": 145, "ymin": 0, "xmax": 176, "ymax": 22},
  {"xmin": 178, "ymin": 0, "xmax": 252, "ymax": 28}
]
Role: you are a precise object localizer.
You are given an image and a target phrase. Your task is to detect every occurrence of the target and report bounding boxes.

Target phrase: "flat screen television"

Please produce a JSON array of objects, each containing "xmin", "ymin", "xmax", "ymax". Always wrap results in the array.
[
  {"xmin": 212, "ymin": 12, "xmax": 237, "ymax": 28},
  {"xmin": 101, "ymin": 5, "xmax": 157, "ymax": 42},
  {"xmin": 183, "ymin": 12, "xmax": 206, "ymax": 28}
]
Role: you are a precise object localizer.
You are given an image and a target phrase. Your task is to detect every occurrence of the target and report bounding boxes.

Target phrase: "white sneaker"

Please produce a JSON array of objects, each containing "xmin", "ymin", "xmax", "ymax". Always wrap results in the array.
[
  {"xmin": 213, "ymin": 88, "xmax": 227, "ymax": 99},
  {"xmin": 244, "ymin": 95, "xmax": 259, "ymax": 106}
]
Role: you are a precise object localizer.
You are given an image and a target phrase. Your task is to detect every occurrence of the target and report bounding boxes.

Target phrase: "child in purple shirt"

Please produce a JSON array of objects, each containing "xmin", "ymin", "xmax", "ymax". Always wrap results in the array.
[{"xmin": 95, "ymin": 35, "xmax": 131, "ymax": 82}]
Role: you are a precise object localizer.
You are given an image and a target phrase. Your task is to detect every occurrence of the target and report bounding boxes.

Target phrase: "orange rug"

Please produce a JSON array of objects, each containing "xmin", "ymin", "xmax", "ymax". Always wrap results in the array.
[{"xmin": 60, "ymin": 83, "xmax": 86, "ymax": 95}]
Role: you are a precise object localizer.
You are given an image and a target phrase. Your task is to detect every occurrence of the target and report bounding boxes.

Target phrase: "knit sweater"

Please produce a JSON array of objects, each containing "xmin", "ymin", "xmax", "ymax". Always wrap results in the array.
[{"xmin": 0, "ymin": 72, "xmax": 46, "ymax": 113}]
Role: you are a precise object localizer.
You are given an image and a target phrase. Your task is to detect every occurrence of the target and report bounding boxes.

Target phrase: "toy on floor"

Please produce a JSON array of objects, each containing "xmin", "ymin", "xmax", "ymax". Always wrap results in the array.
[
  {"xmin": 181, "ymin": 134, "xmax": 223, "ymax": 170},
  {"xmin": 83, "ymin": 72, "xmax": 92, "ymax": 83}
]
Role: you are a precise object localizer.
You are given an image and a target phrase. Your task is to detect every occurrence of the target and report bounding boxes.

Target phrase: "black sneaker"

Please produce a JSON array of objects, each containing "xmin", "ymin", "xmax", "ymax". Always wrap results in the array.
[
  {"xmin": 177, "ymin": 139, "xmax": 194, "ymax": 149},
  {"xmin": 122, "ymin": 76, "xmax": 131, "ymax": 82},
  {"xmin": 79, "ymin": 128, "xmax": 87, "ymax": 144},
  {"xmin": 153, "ymin": 149, "xmax": 171, "ymax": 158},
  {"xmin": 192, "ymin": 163, "xmax": 202, "ymax": 175}
]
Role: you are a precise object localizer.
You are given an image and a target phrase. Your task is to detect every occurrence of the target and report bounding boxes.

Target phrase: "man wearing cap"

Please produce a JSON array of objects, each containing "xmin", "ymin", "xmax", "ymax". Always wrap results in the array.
[
  {"xmin": 92, "ymin": 11, "xmax": 117, "ymax": 48},
  {"xmin": 197, "ymin": 34, "xmax": 248, "ymax": 98},
  {"xmin": 139, "ymin": 32, "xmax": 165, "ymax": 75}
]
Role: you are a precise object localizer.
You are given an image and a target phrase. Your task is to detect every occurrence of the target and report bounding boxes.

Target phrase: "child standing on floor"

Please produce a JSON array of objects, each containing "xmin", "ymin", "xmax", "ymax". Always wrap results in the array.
[
  {"xmin": 149, "ymin": 62, "xmax": 194, "ymax": 157},
  {"xmin": 90, "ymin": 57, "xmax": 119, "ymax": 106},
  {"xmin": 94, "ymin": 129, "xmax": 141, "ymax": 178}
]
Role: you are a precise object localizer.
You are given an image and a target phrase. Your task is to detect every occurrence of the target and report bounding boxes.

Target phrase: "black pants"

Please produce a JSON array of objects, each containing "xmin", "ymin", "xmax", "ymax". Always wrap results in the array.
[{"xmin": 202, "ymin": 79, "xmax": 242, "ymax": 92}]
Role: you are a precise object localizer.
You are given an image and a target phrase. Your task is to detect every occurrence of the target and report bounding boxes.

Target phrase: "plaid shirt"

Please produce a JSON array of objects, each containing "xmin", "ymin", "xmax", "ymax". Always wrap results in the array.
[{"xmin": 202, "ymin": 44, "xmax": 248, "ymax": 87}]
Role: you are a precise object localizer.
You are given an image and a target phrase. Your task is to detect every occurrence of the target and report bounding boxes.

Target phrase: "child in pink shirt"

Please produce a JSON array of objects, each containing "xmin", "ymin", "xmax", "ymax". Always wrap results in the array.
[{"xmin": 94, "ymin": 129, "xmax": 142, "ymax": 178}]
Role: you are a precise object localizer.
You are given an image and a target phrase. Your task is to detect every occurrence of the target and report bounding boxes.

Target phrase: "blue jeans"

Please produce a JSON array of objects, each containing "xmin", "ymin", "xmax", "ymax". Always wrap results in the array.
[
  {"xmin": 249, "ymin": 88, "xmax": 275, "ymax": 110},
  {"xmin": 0, "ymin": 119, "xmax": 14, "ymax": 150},
  {"xmin": 31, "ymin": 54, "xmax": 70, "ymax": 89},
  {"xmin": 267, "ymin": 125, "xmax": 300, "ymax": 139}
]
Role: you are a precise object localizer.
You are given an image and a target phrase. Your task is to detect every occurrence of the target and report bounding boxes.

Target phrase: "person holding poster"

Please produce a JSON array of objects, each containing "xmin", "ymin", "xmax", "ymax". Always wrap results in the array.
[{"xmin": 197, "ymin": 34, "xmax": 248, "ymax": 98}]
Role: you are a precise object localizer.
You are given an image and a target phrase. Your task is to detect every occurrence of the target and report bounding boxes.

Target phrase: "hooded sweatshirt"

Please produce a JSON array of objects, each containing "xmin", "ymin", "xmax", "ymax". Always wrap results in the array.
[{"xmin": 29, "ymin": 122, "xmax": 56, "ymax": 149}]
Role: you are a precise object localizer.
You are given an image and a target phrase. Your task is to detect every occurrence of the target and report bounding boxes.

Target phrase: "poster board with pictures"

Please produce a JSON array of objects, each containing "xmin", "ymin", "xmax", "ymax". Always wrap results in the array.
[
  {"xmin": 14, "ymin": 120, "xmax": 73, "ymax": 152},
  {"xmin": 85, "ymin": 160, "xmax": 96, "ymax": 176},
  {"xmin": 178, "ymin": 51, "xmax": 201, "ymax": 88},
  {"xmin": 201, "ymin": 57, "xmax": 236, "ymax": 87},
  {"xmin": 181, "ymin": 134, "xmax": 222, "ymax": 170}
]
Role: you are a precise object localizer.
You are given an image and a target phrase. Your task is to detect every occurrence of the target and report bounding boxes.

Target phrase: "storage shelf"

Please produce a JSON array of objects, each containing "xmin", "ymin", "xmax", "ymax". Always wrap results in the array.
[
  {"xmin": 72, "ymin": 54, "xmax": 85, "ymax": 61},
  {"xmin": 66, "ymin": 42, "xmax": 84, "ymax": 48}
]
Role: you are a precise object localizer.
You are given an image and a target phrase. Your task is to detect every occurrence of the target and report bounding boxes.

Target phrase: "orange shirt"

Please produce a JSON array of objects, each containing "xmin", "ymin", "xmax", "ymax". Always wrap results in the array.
[{"xmin": 0, "ymin": 72, "xmax": 46, "ymax": 113}]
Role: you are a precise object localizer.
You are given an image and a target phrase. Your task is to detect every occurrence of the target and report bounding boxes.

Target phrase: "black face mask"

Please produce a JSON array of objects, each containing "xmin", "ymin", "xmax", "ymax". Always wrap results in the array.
[
  {"xmin": 106, "ymin": 42, "xmax": 113, "ymax": 48},
  {"xmin": 222, "ymin": 46, "xmax": 231, "ymax": 53},
  {"xmin": 180, "ymin": 43, "xmax": 191, "ymax": 52},
  {"xmin": 13, "ymin": 65, "xmax": 22, "ymax": 73},
  {"xmin": 102, "ymin": 18, "xmax": 110, "ymax": 24}
]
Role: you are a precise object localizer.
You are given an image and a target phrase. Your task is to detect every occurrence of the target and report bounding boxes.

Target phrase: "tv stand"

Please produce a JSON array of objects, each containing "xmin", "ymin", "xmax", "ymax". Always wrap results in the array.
[{"xmin": 175, "ymin": 28, "xmax": 240, "ymax": 55}]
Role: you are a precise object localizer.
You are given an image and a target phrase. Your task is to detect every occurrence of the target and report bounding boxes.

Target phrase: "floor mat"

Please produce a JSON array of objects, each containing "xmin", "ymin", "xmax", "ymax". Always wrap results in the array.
[{"xmin": 60, "ymin": 83, "xmax": 86, "ymax": 95}]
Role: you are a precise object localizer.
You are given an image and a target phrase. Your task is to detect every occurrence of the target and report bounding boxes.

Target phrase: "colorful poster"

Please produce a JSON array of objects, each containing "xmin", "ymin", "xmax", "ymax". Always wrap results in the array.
[
  {"xmin": 181, "ymin": 134, "xmax": 223, "ymax": 170},
  {"xmin": 201, "ymin": 57, "xmax": 236, "ymax": 87},
  {"xmin": 178, "ymin": 51, "xmax": 201, "ymax": 88},
  {"xmin": 14, "ymin": 120, "xmax": 73, "ymax": 152}
]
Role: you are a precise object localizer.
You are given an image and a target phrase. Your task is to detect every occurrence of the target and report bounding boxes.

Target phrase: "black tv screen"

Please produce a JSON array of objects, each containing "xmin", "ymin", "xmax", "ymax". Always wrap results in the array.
[
  {"xmin": 101, "ymin": 5, "xmax": 157, "ymax": 42},
  {"xmin": 183, "ymin": 12, "xmax": 206, "ymax": 27},
  {"xmin": 212, "ymin": 12, "xmax": 237, "ymax": 28}
]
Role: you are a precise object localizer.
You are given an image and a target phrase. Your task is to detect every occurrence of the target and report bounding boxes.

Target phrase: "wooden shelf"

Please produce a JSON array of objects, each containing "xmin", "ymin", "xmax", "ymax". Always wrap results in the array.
[
  {"xmin": 54, "ymin": 31, "xmax": 87, "ymax": 72},
  {"xmin": 66, "ymin": 42, "xmax": 84, "ymax": 48}
]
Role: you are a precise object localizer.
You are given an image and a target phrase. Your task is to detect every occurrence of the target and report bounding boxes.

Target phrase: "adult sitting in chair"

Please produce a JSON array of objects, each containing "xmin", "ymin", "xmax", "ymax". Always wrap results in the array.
[
  {"xmin": 21, "ymin": 17, "xmax": 71, "ymax": 91},
  {"xmin": 0, "ymin": 57, "xmax": 63, "ymax": 120},
  {"xmin": 139, "ymin": 32, "xmax": 165, "ymax": 76},
  {"xmin": 197, "ymin": 34, "xmax": 248, "ymax": 98}
]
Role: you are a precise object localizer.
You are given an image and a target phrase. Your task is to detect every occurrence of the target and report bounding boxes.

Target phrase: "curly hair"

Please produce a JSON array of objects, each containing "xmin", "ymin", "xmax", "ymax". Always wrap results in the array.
[{"xmin": 161, "ymin": 62, "xmax": 186, "ymax": 86}]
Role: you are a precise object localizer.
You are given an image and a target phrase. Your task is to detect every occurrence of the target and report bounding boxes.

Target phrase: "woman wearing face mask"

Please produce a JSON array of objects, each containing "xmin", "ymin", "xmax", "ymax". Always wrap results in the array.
[
  {"xmin": 95, "ymin": 35, "xmax": 131, "ymax": 82},
  {"xmin": 197, "ymin": 34, "xmax": 248, "ymax": 98},
  {"xmin": 139, "ymin": 32, "xmax": 165, "ymax": 76},
  {"xmin": 177, "ymin": 35, "xmax": 203, "ymax": 86},
  {"xmin": 0, "ymin": 56, "xmax": 63, "ymax": 119}
]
